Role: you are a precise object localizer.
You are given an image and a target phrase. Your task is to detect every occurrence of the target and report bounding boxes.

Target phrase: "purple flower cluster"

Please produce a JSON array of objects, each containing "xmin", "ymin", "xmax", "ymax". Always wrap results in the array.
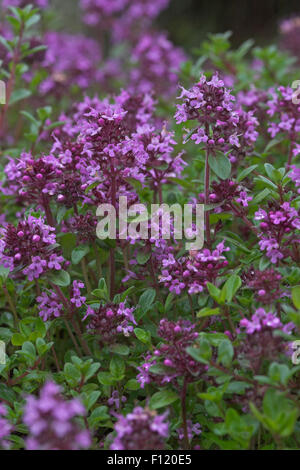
[
  {"xmin": 62, "ymin": 213, "xmax": 98, "ymax": 244},
  {"xmin": 71, "ymin": 280, "xmax": 87, "ymax": 308},
  {"xmin": 23, "ymin": 382, "xmax": 91, "ymax": 450},
  {"xmin": 0, "ymin": 147, "xmax": 93, "ymax": 217},
  {"xmin": 137, "ymin": 319, "xmax": 203, "ymax": 387},
  {"xmin": 74, "ymin": 92, "xmax": 183, "ymax": 209},
  {"xmin": 80, "ymin": 0, "xmax": 170, "ymax": 40},
  {"xmin": 240, "ymin": 308, "xmax": 282, "ymax": 334},
  {"xmin": 196, "ymin": 179, "xmax": 252, "ymax": 212},
  {"xmin": 290, "ymin": 165, "xmax": 300, "ymax": 194},
  {"xmin": 255, "ymin": 202, "xmax": 300, "ymax": 263},
  {"xmin": 177, "ymin": 420, "xmax": 201, "ymax": 442},
  {"xmin": 176, "ymin": 74, "xmax": 259, "ymax": 164},
  {"xmin": 239, "ymin": 309, "xmax": 295, "ymax": 372},
  {"xmin": 1, "ymin": 152, "xmax": 63, "ymax": 202},
  {"xmin": 130, "ymin": 123, "xmax": 186, "ymax": 191},
  {"xmin": 84, "ymin": 302, "xmax": 136, "ymax": 342},
  {"xmin": 0, "ymin": 214, "xmax": 64, "ymax": 281},
  {"xmin": 159, "ymin": 241, "xmax": 229, "ymax": 295},
  {"xmin": 40, "ymin": 32, "xmax": 102, "ymax": 95},
  {"xmin": 129, "ymin": 32, "xmax": 186, "ymax": 98},
  {"xmin": 108, "ymin": 390, "xmax": 127, "ymax": 410},
  {"xmin": 0, "ymin": 404, "xmax": 13, "ymax": 450},
  {"xmin": 80, "ymin": 0, "xmax": 129, "ymax": 27},
  {"xmin": 1, "ymin": 90, "xmax": 184, "ymax": 249},
  {"xmin": 37, "ymin": 291, "xmax": 63, "ymax": 321},
  {"xmin": 244, "ymin": 268, "xmax": 284, "ymax": 305},
  {"xmin": 2, "ymin": 0, "xmax": 49, "ymax": 8},
  {"xmin": 267, "ymin": 86, "xmax": 300, "ymax": 164},
  {"xmin": 280, "ymin": 16, "xmax": 300, "ymax": 62},
  {"xmin": 176, "ymin": 75, "xmax": 238, "ymax": 149},
  {"xmin": 228, "ymin": 109, "xmax": 258, "ymax": 164},
  {"xmin": 110, "ymin": 406, "xmax": 169, "ymax": 450}
]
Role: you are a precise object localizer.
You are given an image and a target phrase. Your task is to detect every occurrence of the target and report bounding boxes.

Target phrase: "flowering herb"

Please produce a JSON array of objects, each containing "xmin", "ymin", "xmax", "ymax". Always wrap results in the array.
[{"xmin": 0, "ymin": 1, "xmax": 299, "ymax": 453}]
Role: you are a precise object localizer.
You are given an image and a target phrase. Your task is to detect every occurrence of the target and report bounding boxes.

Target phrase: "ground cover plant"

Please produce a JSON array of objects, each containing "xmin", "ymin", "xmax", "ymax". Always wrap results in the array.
[{"xmin": 0, "ymin": 0, "xmax": 300, "ymax": 451}]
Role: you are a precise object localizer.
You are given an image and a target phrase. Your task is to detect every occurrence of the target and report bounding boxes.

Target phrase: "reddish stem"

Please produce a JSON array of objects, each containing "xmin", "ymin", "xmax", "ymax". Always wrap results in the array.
[
  {"xmin": 181, "ymin": 377, "xmax": 190, "ymax": 450},
  {"xmin": 205, "ymin": 147, "xmax": 211, "ymax": 248}
]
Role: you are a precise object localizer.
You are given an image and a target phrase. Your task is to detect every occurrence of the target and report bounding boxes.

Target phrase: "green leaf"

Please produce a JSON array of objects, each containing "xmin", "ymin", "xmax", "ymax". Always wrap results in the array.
[
  {"xmin": 36, "ymin": 338, "xmax": 52, "ymax": 356},
  {"xmin": 21, "ymin": 341, "xmax": 36, "ymax": 361},
  {"xmin": 71, "ymin": 245, "xmax": 90, "ymax": 265},
  {"xmin": 84, "ymin": 390, "xmax": 101, "ymax": 411},
  {"xmin": 85, "ymin": 363, "xmax": 101, "ymax": 381},
  {"xmin": 218, "ymin": 340, "xmax": 234, "ymax": 367},
  {"xmin": 110, "ymin": 357, "xmax": 125, "ymax": 381},
  {"xmin": 125, "ymin": 379, "xmax": 140, "ymax": 391},
  {"xmin": 168, "ymin": 177, "xmax": 194, "ymax": 190},
  {"xmin": 136, "ymin": 252, "xmax": 151, "ymax": 265},
  {"xmin": 236, "ymin": 165, "xmax": 258, "ymax": 183},
  {"xmin": 187, "ymin": 337, "xmax": 212, "ymax": 364},
  {"xmin": 37, "ymin": 106, "xmax": 52, "ymax": 121},
  {"xmin": 264, "ymin": 138, "xmax": 282, "ymax": 153},
  {"xmin": 138, "ymin": 288, "xmax": 156, "ymax": 314},
  {"xmin": 259, "ymin": 256, "xmax": 271, "ymax": 271},
  {"xmin": 0, "ymin": 265, "xmax": 10, "ymax": 281},
  {"xmin": 49, "ymin": 270, "xmax": 70, "ymax": 287},
  {"xmin": 197, "ymin": 307, "xmax": 220, "ymax": 318},
  {"xmin": 0, "ymin": 36, "xmax": 13, "ymax": 53},
  {"xmin": 97, "ymin": 372, "xmax": 116, "ymax": 386},
  {"xmin": 88, "ymin": 406, "xmax": 110, "ymax": 428},
  {"xmin": 109, "ymin": 344, "xmax": 130, "ymax": 356},
  {"xmin": 149, "ymin": 364, "xmax": 175, "ymax": 375},
  {"xmin": 20, "ymin": 110, "xmax": 40, "ymax": 126},
  {"xmin": 11, "ymin": 333, "xmax": 26, "ymax": 346},
  {"xmin": 149, "ymin": 389, "xmax": 179, "ymax": 410},
  {"xmin": 209, "ymin": 152, "xmax": 231, "ymax": 180},
  {"xmin": 24, "ymin": 13, "xmax": 40, "ymax": 29},
  {"xmin": 225, "ymin": 408, "xmax": 257, "ymax": 448},
  {"xmin": 134, "ymin": 328, "xmax": 151, "ymax": 344},
  {"xmin": 64, "ymin": 363, "xmax": 81, "ymax": 385},
  {"xmin": 292, "ymin": 286, "xmax": 300, "ymax": 309},
  {"xmin": 253, "ymin": 188, "xmax": 271, "ymax": 203},
  {"xmin": 0, "ymin": 383, "xmax": 16, "ymax": 404},
  {"xmin": 255, "ymin": 175, "xmax": 277, "ymax": 190},
  {"xmin": 222, "ymin": 274, "xmax": 242, "ymax": 302},
  {"xmin": 10, "ymin": 88, "xmax": 31, "ymax": 105},
  {"xmin": 268, "ymin": 363, "xmax": 291, "ymax": 386},
  {"xmin": 206, "ymin": 282, "xmax": 223, "ymax": 304}
]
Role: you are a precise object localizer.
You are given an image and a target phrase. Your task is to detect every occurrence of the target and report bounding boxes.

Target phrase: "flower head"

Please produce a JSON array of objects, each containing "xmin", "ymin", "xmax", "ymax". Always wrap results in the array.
[
  {"xmin": 110, "ymin": 406, "xmax": 169, "ymax": 450},
  {"xmin": 84, "ymin": 301, "xmax": 136, "ymax": 342},
  {"xmin": 23, "ymin": 382, "xmax": 91, "ymax": 450}
]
